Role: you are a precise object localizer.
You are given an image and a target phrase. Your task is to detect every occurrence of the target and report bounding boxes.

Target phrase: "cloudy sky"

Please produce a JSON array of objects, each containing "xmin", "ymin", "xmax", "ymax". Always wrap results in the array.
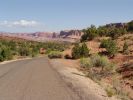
[{"xmin": 0, "ymin": 0, "xmax": 133, "ymax": 32}]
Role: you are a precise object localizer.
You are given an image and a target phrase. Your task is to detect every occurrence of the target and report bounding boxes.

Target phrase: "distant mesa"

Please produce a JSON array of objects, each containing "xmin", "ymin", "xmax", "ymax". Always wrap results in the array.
[
  {"xmin": 0, "ymin": 30, "xmax": 83, "ymax": 42},
  {"xmin": 59, "ymin": 30, "xmax": 83, "ymax": 39}
]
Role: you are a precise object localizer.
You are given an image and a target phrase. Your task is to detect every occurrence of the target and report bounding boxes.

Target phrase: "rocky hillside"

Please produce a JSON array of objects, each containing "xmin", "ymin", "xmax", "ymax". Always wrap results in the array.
[
  {"xmin": 0, "ymin": 30, "xmax": 83, "ymax": 42},
  {"xmin": 59, "ymin": 30, "xmax": 83, "ymax": 39}
]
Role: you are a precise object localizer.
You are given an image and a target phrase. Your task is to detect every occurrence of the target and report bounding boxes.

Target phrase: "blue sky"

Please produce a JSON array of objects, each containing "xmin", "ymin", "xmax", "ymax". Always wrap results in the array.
[{"xmin": 0, "ymin": 0, "xmax": 133, "ymax": 32}]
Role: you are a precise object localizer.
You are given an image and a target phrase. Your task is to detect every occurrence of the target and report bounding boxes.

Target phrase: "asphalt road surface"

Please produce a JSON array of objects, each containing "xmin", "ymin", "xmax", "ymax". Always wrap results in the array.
[{"xmin": 0, "ymin": 57, "xmax": 80, "ymax": 100}]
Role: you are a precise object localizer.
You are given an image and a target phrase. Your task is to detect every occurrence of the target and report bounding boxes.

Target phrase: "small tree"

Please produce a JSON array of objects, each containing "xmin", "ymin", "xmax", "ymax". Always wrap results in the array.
[
  {"xmin": 106, "ymin": 40, "xmax": 118, "ymax": 58},
  {"xmin": 72, "ymin": 44, "xmax": 81, "ymax": 59},
  {"xmin": 0, "ymin": 47, "xmax": 13, "ymax": 61},
  {"xmin": 81, "ymin": 33, "xmax": 88, "ymax": 42},
  {"xmin": 109, "ymin": 28, "xmax": 121, "ymax": 39},
  {"xmin": 100, "ymin": 39, "xmax": 111, "ymax": 48},
  {"xmin": 18, "ymin": 46, "xmax": 31, "ymax": 56},
  {"xmin": 80, "ymin": 43, "xmax": 89, "ymax": 57},
  {"xmin": 81, "ymin": 25, "xmax": 98, "ymax": 42},
  {"xmin": 72, "ymin": 43, "xmax": 90, "ymax": 59},
  {"xmin": 100, "ymin": 39, "xmax": 118, "ymax": 57},
  {"xmin": 97, "ymin": 27, "xmax": 108, "ymax": 37},
  {"xmin": 123, "ymin": 42, "xmax": 129, "ymax": 55},
  {"xmin": 87, "ymin": 25, "xmax": 98, "ymax": 40}
]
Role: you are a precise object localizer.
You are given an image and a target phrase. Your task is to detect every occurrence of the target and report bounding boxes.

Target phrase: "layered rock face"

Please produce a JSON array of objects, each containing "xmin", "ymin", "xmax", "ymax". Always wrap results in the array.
[
  {"xmin": 59, "ymin": 30, "xmax": 83, "ymax": 39},
  {"xmin": 0, "ymin": 30, "xmax": 83, "ymax": 42}
]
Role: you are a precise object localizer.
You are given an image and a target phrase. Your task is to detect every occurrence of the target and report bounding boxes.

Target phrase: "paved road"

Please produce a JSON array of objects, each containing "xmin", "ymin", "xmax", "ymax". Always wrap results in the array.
[{"xmin": 0, "ymin": 57, "xmax": 80, "ymax": 100}]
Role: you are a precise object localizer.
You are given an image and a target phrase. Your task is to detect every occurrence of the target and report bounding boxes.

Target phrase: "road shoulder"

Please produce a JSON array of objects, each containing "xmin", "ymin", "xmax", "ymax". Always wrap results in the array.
[{"xmin": 50, "ymin": 59, "xmax": 118, "ymax": 100}]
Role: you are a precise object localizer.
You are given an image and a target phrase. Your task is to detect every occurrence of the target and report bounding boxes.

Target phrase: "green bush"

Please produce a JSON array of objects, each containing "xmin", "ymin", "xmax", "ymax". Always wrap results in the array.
[
  {"xmin": 123, "ymin": 42, "xmax": 129, "ymax": 55},
  {"xmin": 80, "ymin": 58, "xmax": 93, "ymax": 69},
  {"xmin": 0, "ymin": 47, "xmax": 13, "ymax": 61},
  {"xmin": 81, "ymin": 25, "xmax": 98, "ymax": 42},
  {"xmin": 80, "ymin": 54, "xmax": 112, "ymax": 71},
  {"xmin": 80, "ymin": 55, "xmax": 114, "ymax": 81},
  {"xmin": 97, "ymin": 26, "xmax": 108, "ymax": 37},
  {"xmin": 45, "ymin": 49, "xmax": 52, "ymax": 54},
  {"xmin": 100, "ymin": 39, "xmax": 118, "ymax": 57},
  {"xmin": 72, "ymin": 44, "xmax": 81, "ymax": 59},
  {"xmin": 90, "ymin": 55, "xmax": 109, "ymax": 69},
  {"xmin": 72, "ymin": 43, "xmax": 89, "ymax": 59},
  {"xmin": 41, "ymin": 42, "xmax": 70, "ymax": 52},
  {"xmin": 48, "ymin": 51, "xmax": 62, "ymax": 59},
  {"xmin": 100, "ymin": 39, "xmax": 111, "ymax": 48},
  {"xmin": 0, "ymin": 39, "xmax": 70, "ymax": 62},
  {"xmin": 105, "ymin": 87, "xmax": 116, "ymax": 97},
  {"xmin": 18, "ymin": 46, "xmax": 31, "ymax": 56},
  {"xmin": 80, "ymin": 43, "xmax": 90, "ymax": 57},
  {"xmin": 109, "ymin": 28, "xmax": 121, "ymax": 39},
  {"xmin": 106, "ymin": 40, "xmax": 118, "ymax": 57}
]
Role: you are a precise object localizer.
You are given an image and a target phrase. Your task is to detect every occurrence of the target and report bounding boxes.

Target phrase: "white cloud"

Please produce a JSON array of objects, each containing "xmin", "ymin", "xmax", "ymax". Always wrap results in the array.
[{"xmin": 0, "ymin": 20, "xmax": 40, "ymax": 28}]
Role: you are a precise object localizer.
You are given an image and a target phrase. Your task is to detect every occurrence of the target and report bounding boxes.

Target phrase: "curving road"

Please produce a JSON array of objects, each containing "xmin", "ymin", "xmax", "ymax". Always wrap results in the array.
[{"xmin": 0, "ymin": 57, "xmax": 80, "ymax": 100}]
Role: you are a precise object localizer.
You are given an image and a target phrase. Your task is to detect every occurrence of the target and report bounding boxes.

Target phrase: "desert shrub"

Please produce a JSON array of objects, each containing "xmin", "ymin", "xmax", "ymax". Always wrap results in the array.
[
  {"xmin": 100, "ymin": 39, "xmax": 118, "ymax": 57},
  {"xmin": 48, "ymin": 51, "xmax": 62, "ymax": 59},
  {"xmin": 80, "ymin": 54, "xmax": 112, "ymax": 71},
  {"xmin": 97, "ymin": 26, "xmax": 109, "ymax": 37},
  {"xmin": 105, "ymin": 87, "xmax": 116, "ymax": 97},
  {"xmin": 80, "ymin": 43, "xmax": 90, "ymax": 57},
  {"xmin": 81, "ymin": 25, "xmax": 98, "ymax": 42},
  {"xmin": 80, "ymin": 55, "xmax": 114, "ymax": 81},
  {"xmin": 0, "ymin": 47, "xmax": 13, "ymax": 61},
  {"xmin": 45, "ymin": 49, "xmax": 53, "ymax": 54},
  {"xmin": 90, "ymin": 55, "xmax": 109, "ymax": 70},
  {"xmin": 72, "ymin": 44, "xmax": 81, "ymax": 59},
  {"xmin": 18, "ymin": 46, "xmax": 31, "ymax": 56},
  {"xmin": 104, "ymin": 40, "xmax": 118, "ymax": 57},
  {"xmin": 0, "ymin": 39, "xmax": 70, "ymax": 61},
  {"xmin": 41, "ymin": 42, "xmax": 70, "ymax": 52},
  {"xmin": 109, "ymin": 28, "xmax": 127, "ymax": 39},
  {"xmin": 80, "ymin": 58, "xmax": 93, "ymax": 69},
  {"xmin": 72, "ymin": 43, "xmax": 90, "ymax": 59},
  {"xmin": 80, "ymin": 32, "xmax": 88, "ymax": 42},
  {"xmin": 100, "ymin": 39, "xmax": 111, "ymax": 48},
  {"xmin": 123, "ymin": 42, "xmax": 129, "ymax": 55}
]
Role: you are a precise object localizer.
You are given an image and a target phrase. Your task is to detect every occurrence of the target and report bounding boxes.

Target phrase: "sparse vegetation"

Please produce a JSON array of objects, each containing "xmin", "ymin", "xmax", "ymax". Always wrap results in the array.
[
  {"xmin": 100, "ymin": 39, "xmax": 111, "ymax": 48},
  {"xmin": 109, "ymin": 28, "xmax": 127, "ymax": 40},
  {"xmin": 0, "ymin": 46, "xmax": 13, "ymax": 61},
  {"xmin": 80, "ymin": 54, "xmax": 114, "ymax": 80},
  {"xmin": 80, "ymin": 43, "xmax": 90, "ymax": 57},
  {"xmin": 0, "ymin": 39, "xmax": 69, "ymax": 62},
  {"xmin": 72, "ymin": 43, "xmax": 90, "ymax": 59},
  {"xmin": 81, "ymin": 25, "xmax": 98, "ymax": 42},
  {"xmin": 74, "ymin": 21, "xmax": 133, "ymax": 99},
  {"xmin": 105, "ymin": 87, "xmax": 116, "ymax": 97},
  {"xmin": 90, "ymin": 54, "xmax": 110, "ymax": 70},
  {"xmin": 100, "ymin": 39, "xmax": 119, "ymax": 57},
  {"xmin": 80, "ymin": 58, "xmax": 92, "ymax": 69},
  {"xmin": 123, "ymin": 42, "xmax": 129, "ymax": 55},
  {"xmin": 80, "ymin": 54, "xmax": 113, "ymax": 71},
  {"xmin": 48, "ymin": 51, "xmax": 62, "ymax": 59},
  {"xmin": 105, "ymin": 40, "xmax": 118, "ymax": 57},
  {"xmin": 72, "ymin": 44, "xmax": 81, "ymax": 59}
]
